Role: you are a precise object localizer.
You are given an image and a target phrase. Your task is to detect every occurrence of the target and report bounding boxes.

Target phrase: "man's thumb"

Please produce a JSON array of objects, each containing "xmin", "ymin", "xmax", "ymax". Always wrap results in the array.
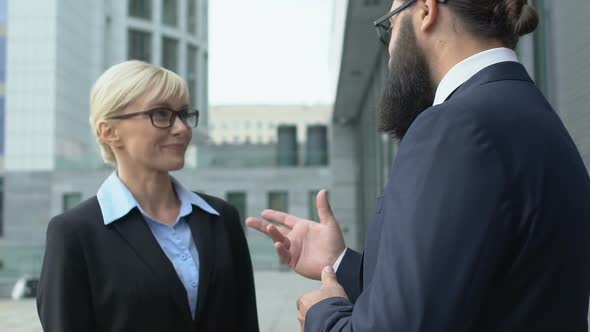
[
  {"xmin": 316, "ymin": 190, "xmax": 335, "ymax": 224},
  {"xmin": 321, "ymin": 266, "xmax": 337, "ymax": 288}
]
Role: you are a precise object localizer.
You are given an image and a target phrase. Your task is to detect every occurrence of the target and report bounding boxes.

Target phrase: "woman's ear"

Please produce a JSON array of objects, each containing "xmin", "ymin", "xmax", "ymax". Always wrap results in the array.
[{"xmin": 97, "ymin": 120, "xmax": 123, "ymax": 148}]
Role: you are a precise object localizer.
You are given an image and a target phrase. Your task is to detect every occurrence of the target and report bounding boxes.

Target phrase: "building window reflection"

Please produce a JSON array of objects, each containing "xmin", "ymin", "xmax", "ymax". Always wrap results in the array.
[
  {"xmin": 162, "ymin": 0, "xmax": 178, "ymax": 27},
  {"xmin": 128, "ymin": 29, "xmax": 152, "ymax": 62},
  {"xmin": 62, "ymin": 192, "xmax": 82, "ymax": 212},
  {"xmin": 187, "ymin": 0, "xmax": 198, "ymax": 35},
  {"xmin": 161, "ymin": 36, "xmax": 179, "ymax": 72},
  {"xmin": 128, "ymin": 0, "xmax": 152, "ymax": 20},
  {"xmin": 186, "ymin": 45, "xmax": 198, "ymax": 107}
]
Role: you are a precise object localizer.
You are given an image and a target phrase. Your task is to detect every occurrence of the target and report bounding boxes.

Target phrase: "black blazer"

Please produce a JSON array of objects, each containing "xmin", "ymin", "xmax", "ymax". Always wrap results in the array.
[
  {"xmin": 37, "ymin": 193, "xmax": 259, "ymax": 332},
  {"xmin": 307, "ymin": 62, "xmax": 590, "ymax": 331}
]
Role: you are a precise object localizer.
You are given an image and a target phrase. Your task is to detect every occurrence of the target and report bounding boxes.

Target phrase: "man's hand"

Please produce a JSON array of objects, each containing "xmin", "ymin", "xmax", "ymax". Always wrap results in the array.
[
  {"xmin": 246, "ymin": 190, "xmax": 346, "ymax": 280},
  {"xmin": 297, "ymin": 266, "xmax": 349, "ymax": 331}
]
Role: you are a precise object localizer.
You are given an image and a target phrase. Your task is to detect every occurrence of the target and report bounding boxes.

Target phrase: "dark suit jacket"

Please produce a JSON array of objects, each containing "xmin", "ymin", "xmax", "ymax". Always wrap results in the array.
[
  {"xmin": 37, "ymin": 193, "xmax": 259, "ymax": 332},
  {"xmin": 307, "ymin": 62, "xmax": 590, "ymax": 331}
]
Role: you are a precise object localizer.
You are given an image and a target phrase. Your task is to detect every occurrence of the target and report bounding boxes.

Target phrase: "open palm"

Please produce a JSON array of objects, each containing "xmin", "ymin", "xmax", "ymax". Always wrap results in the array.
[{"xmin": 246, "ymin": 190, "xmax": 346, "ymax": 280}]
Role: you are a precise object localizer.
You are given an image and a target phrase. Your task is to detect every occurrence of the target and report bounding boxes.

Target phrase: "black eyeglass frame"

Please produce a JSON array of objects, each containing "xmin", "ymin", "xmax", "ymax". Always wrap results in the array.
[
  {"xmin": 373, "ymin": 0, "xmax": 448, "ymax": 45},
  {"xmin": 107, "ymin": 108, "xmax": 200, "ymax": 129}
]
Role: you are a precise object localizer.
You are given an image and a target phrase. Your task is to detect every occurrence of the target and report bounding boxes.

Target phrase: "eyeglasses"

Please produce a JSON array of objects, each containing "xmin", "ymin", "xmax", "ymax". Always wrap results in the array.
[
  {"xmin": 373, "ymin": 0, "xmax": 448, "ymax": 45},
  {"xmin": 107, "ymin": 108, "xmax": 200, "ymax": 129}
]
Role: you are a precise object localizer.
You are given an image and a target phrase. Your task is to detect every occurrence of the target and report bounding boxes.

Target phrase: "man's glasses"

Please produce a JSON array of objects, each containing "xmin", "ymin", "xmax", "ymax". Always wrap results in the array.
[
  {"xmin": 107, "ymin": 108, "xmax": 200, "ymax": 129},
  {"xmin": 373, "ymin": 0, "xmax": 448, "ymax": 45}
]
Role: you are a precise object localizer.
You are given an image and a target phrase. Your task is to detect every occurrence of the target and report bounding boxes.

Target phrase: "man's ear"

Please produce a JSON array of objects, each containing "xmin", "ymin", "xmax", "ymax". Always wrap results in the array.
[
  {"xmin": 97, "ymin": 121, "xmax": 123, "ymax": 148},
  {"xmin": 417, "ymin": 0, "xmax": 441, "ymax": 33}
]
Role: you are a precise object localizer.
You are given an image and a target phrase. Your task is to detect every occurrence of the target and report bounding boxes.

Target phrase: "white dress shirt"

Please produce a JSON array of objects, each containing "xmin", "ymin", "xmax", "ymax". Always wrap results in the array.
[
  {"xmin": 433, "ymin": 47, "xmax": 519, "ymax": 105},
  {"xmin": 333, "ymin": 48, "xmax": 520, "ymax": 272}
]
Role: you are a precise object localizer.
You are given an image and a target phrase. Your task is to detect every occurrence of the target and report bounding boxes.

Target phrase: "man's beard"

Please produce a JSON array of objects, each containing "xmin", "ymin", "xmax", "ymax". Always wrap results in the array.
[{"xmin": 377, "ymin": 15, "xmax": 436, "ymax": 140}]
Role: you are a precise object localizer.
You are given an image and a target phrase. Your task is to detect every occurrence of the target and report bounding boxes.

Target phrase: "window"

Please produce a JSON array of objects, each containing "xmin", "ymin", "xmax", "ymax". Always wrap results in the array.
[
  {"xmin": 0, "ymin": 37, "xmax": 6, "ymax": 81},
  {"xmin": 162, "ymin": 37, "xmax": 179, "ymax": 72},
  {"xmin": 128, "ymin": 0, "xmax": 152, "ymax": 20},
  {"xmin": 63, "ymin": 192, "xmax": 82, "ymax": 212},
  {"xmin": 128, "ymin": 29, "xmax": 152, "ymax": 62},
  {"xmin": 0, "ymin": 0, "xmax": 6, "ymax": 24},
  {"xmin": 0, "ymin": 177, "xmax": 3, "ymax": 237},
  {"xmin": 187, "ymin": 45, "xmax": 198, "ymax": 107},
  {"xmin": 0, "ymin": 96, "xmax": 4, "ymax": 156},
  {"xmin": 187, "ymin": 0, "xmax": 198, "ymax": 35},
  {"xmin": 308, "ymin": 190, "xmax": 320, "ymax": 222},
  {"xmin": 162, "ymin": 0, "xmax": 178, "ymax": 27},
  {"xmin": 202, "ymin": 0, "xmax": 208, "ymax": 41},
  {"xmin": 226, "ymin": 192, "xmax": 247, "ymax": 229},
  {"xmin": 268, "ymin": 191, "xmax": 288, "ymax": 213},
  {"xmin": 532, "ymin": 0, "xmax": 549, "ymax": 97}
]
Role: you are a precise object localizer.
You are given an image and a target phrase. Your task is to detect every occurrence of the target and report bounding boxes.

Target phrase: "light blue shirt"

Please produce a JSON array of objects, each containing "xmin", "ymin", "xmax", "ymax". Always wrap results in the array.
[{"xmin": 96, "ymin": 172, "xmax": 219, "ymax": 319}]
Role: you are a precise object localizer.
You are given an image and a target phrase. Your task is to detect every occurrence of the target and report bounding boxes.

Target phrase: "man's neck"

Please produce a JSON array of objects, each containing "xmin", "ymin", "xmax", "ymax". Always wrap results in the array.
[{"xmin": 430, "ymin": 39, "xmax": 505, "ymax": 86}]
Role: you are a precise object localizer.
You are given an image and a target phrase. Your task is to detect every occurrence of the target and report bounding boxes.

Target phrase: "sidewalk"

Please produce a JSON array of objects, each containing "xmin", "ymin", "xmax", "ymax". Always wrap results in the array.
[{"xmin": 0, "ymin": 270, "xmax": 319, "ymax": 332}]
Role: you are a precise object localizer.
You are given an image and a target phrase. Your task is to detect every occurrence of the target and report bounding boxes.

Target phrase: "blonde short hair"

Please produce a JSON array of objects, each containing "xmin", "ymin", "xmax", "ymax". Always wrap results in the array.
[{"xmin": 89, "ymin": 60, "xmax": 189, "ymax": 165}]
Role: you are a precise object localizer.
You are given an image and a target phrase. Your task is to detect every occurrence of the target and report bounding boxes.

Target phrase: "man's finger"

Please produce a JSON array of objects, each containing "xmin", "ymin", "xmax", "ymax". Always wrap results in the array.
[
  {"xmin": 316, "ymin": 190, "xmax": 336, "ymax": 225},
  {"xmin": 261, "ymin": 209, "xmax": 299, "ymax": 228},
  {"xmin": 246, "ymin": 218, "xmax": 290, "ymax": 241},
  {"xmin": 246, "ymin": 217, "xmax": 274, "ymax": 235},
  {"xmin": 266, "ymin": 224, "xmax": 291, "ymax": 247},
  {"xmin": 320, "ymin": 266, "xmax": 338, "ymax": 288},
  {"xmin": 275, "ymin": 241, "xmax": 291, "ymax": 264}
]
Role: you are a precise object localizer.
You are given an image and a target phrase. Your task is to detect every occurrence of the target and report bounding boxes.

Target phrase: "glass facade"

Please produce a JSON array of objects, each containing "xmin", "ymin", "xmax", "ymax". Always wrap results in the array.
[
  {"xmin": 0, "ymin": 0, "xmax": 5, "ymax": 158},
  {"xmin": 162, "ymin": 0, "xmax": 178, "ymax": 27},
  {"xmin": 268, "ymin": 191, "xmax": 288, "ymax": 212},
  {"xmin": 62, "ymin": 192, "xmax": 82, "ymax": 212},
  {"xmin": 0, "ymin": 96, "xmax": 4, "ymax": 156},
  {"xmin": 161, "ymin": 36, "xmax": 179, "ymax": 72},
  {"xmin": 0, "ymin": 0, "xmax": 6, "ymax": 24},
  {"xmin": 0, "ymin": 177, "xmax": 3, "ymax": 237},
  {"xmin": 308, "ymin": 190, "xmax": 320, "ymax": 222},
  {"xmin": 187, "ymin": 0, "xmax": 198, "ymax": 35},
  {"xmin": 226, "ymin": 191, "xmax": 247, "ymax": 229},
  {"xmin": 533, "ymin": 0, "xmax": 550, "ymax": 97},
  {"xmin": 186, "ymin": 45, "xmax": 198, "ymax": 108},
  {"xmin": 128, "ymin": 0, "xmax": 152, "ymax": 20},
  {"xmin": 128, "ymin": 29, "xmax": 152, "ymax": 62},
  {"xmin": 0, "ymin": 37, "xmax": 5, "ymax": 81}
]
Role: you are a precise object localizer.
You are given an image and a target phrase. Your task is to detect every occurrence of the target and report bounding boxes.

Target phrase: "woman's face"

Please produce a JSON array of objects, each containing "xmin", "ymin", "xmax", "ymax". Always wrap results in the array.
[{"xmin": 110, "ymin": 91, "xmax": 192, "ymax": 174}]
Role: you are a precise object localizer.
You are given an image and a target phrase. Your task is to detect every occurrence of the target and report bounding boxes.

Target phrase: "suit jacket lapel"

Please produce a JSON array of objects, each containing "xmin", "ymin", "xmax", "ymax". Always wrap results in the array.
[
  {"xmin": 110, "ymin": 209, "xmax": 193, "ymax": 325},
  {"xmin": 187, "ymin": 206, "xmax": 217, "ymax": 323}
]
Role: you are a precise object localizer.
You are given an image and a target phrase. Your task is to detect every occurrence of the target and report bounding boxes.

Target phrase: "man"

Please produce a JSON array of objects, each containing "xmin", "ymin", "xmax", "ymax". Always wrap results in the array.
[{"xmin": 247, "ymin": 0, "xmax": 590, "ymax": 331}]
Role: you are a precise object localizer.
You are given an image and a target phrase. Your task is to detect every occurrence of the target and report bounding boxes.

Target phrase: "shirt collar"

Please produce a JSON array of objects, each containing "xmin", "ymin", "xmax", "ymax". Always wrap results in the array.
[
  {"xmin": 433, "ymin": 47, "xmax": 519, "ymax": 106},
  {"xmin": 97, "ymin": 172, "xmax": 219, "ymax": 225}
]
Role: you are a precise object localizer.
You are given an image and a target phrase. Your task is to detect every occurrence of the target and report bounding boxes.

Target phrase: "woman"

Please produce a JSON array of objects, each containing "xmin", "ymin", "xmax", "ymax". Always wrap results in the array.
[{"xmin": 37, "ymin": 60, "xmax": 259, "ymax": 332}]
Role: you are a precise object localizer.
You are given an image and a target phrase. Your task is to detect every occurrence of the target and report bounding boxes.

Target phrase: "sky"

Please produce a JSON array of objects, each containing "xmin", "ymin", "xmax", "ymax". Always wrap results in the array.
[{"xmin": 209, "ymin": 0, "xmax": 338, "ymax": 106}]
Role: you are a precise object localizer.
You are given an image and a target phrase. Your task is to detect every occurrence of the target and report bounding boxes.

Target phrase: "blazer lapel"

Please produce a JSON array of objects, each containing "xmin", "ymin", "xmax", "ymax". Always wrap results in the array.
[
  {"xmin": 187, "ymin": 206, "xmax": 217, "ymax": 323},
  {"xmin": 110, "ymin": 209, "xmax": 193, "ymax": 324}
]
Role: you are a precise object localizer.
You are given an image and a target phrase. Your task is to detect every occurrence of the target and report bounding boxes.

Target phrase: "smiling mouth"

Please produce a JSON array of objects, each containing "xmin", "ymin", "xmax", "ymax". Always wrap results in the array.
[{"xmin": 163, "ymin": 144, "xmax": 187, "ymax": 151}]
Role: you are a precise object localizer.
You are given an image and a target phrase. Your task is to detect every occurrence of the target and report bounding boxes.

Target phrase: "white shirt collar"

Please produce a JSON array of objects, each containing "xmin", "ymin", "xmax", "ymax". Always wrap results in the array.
[
  {"xmin": 97, "ymin": 172, "xmax": 219, "ymax": 225},
  {"xmin": 433, "ymin": 47, "xmax": 519, "ymax": 106}
]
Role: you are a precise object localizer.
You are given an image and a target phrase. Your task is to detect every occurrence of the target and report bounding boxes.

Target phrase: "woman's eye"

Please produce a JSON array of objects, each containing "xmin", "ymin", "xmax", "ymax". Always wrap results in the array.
[{"xmin": 153, "ymin": 109, "xmax": 170, "ymax": 119}]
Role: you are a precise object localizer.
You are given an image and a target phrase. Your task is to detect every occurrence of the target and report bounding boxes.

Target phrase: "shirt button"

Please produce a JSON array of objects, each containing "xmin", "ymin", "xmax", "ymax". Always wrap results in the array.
[
  {"xmin": 191, "ymin": 281, "xmax": 197, "ymax": 288},
  {"xmin": 181, "ymin": 254, "xmax": 188, "ymax": 261}
]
